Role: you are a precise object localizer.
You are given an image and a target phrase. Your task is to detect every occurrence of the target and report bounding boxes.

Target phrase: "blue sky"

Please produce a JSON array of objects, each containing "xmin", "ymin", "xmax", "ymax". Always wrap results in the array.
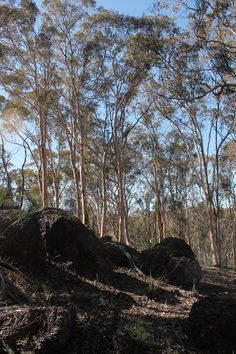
[
  {"xmin": 35, "ymin": 0, "xmax": 151, "ymax": 16},
  {"xmin": 96, "ymin": 0, "xmax": 152, "ymax": 16}
]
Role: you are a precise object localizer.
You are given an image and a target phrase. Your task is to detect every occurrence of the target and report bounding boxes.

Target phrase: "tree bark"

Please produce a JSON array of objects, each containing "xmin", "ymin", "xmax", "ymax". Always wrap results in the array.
[
  {"xmin": 207, "ymin": 199, "xmax": 221, "ymax": 266},
  {"xmin": 100, "ymin": 151, "xmax": 108, "ymax": 237},
  {"xmin": 79, "ymin": 136, "xmax": 89, "ymax": 225},
  {"xmin": 68, "ymin": 135, "xmax": 81, "ymax": 219},
  {"xmin": 117, "ymin": 153, "xmax": 129, "ymax": 244},
  {"xmin": 39, "ymin": 110, "xmax": 48, "ymax": 207}
]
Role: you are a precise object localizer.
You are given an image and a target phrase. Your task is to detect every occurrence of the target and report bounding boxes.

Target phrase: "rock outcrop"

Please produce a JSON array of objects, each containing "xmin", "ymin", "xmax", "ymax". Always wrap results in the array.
[
  {"xmin": 0, "ymin": 208, "xmax": 112, "ymax": 280},
  {"xmin": 139, "ymin": 237, "xmax": 202, "ymax": 287},
  {"xmin": 103, "ymin": 240, "xmax": 141, "ymax": 269},
  {"xmin": 187, "ymin": 294, "xmax": 236, "ymax": 352}
]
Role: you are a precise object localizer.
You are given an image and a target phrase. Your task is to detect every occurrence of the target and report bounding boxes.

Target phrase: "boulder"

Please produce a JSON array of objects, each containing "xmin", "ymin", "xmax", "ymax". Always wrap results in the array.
[
  {"xmin": 104, "ymin": 241, "xmax": 141, "ymax": 269},
  {"xmin": 139, "ymin": 238, "xmax": 202, "ymax": 287},
  {"xmin": 45, "ymin": 213, "xmax": 112, "ymax": 280},
  {"xmin": 159, "ymin": 237, "xmax": 195, "ymax": 258},
  {"xmin": 0, "ymin": 212, "xmax": 46, "ymax": 272},
  {"xmin": 100, "ymin": 235, "xmax": 113, "ymax": 243},
  {"xmin": 186, "ymin": 295, "xmax": 236, "ymax": 352},
  {"xmin": 0, "ymin": 305, "xmax": 73, "ymax": 353},
  {"xmin": 0, "ymin": 208, "xmax": 112, "ymax": 280},
  {"xmin": 140, "ymin": 245, "xmax": 172, "ymax": 278},
  {"xmin": 168, "ymin": 257, "xmax": 202, "ymax": 287},
  {"xmin": 104, "ymin": 242, "xmax": 128, "ymax": 267}
]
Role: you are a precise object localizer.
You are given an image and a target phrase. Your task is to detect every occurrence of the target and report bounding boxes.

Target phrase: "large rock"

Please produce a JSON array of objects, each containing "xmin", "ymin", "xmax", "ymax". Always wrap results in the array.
[
  {"xmin": 0, "ymin": 211, "xmax": 46, "ymax": 272},
  {"xmin": 103, "ymin": 241, "xmax": 141, "ymax": 269},
  {"xmin": 159, "ymin": 237, "xmax": 194, "ymax": 258},
  {"xmin": 0, "ymin": 305, "xmax": 73, "ymax": 353},
  {"xmin": 140, "ymin": 238, "xmax": 202, "ymax": 287},
  {"xmin": 0, "ymin": 208, "xmax": 112, "ymax": 279},
  {"xmin": 186, "ymin": 295, "xmax": 236, "ymax": 352},
  {"xmin": 140, "ymin": 245, "xmax": 172, "ymax": 278},
  {"xmin": 168, "ymin": 257, "xmax": 202, "ymax": 287},
  {"xmin": 45, "ymin": 213, "xmax": 112, "ymax": 280}
]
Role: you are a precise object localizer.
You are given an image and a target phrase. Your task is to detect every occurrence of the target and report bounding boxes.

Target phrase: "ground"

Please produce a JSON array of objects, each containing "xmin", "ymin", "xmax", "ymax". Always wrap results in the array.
[
  {"xmin": 2, "ymin": 263, "xmax": 233, "ymax": 354},
  {"xmin": 0, "ymin": 208, "xmax": 235, "ymax": 353}
]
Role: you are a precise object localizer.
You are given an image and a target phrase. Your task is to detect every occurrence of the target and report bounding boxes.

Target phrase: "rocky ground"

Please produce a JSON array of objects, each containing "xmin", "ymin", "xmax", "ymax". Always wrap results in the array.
[
  {"xmin": 0, "ymin": 208, "xmax": 235, "ymax": 353},
  {"xmin": 0, "ymin": 262, "xmax": 235, "ymax": 353}
]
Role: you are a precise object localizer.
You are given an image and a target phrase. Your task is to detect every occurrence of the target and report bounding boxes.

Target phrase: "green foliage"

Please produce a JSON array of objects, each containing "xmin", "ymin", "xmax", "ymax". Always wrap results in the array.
[
  {"xmin": 145, "ymin": 274, "xmax": 157, "ymax": 299},
  {"xmin": 123, "ymin": 320, "xmax": 159, "ymax": 348},
  {"xmin": 0, "ymin": 188, "xmax": 13, "ymax": 208},
  {"xmin": 2, "ymin": 341, "xmax": 15, "ymax": 354},
  {"xmin": 25, "ymin": 194, "xmax": 42, "ymax": 212}
]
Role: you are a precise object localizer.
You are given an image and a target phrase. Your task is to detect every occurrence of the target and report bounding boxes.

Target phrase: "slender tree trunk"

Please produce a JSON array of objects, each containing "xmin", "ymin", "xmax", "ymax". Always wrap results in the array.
[
  {"xmin": 68, "ymin": 136, "xmax": 81, "ymax": 219},
  {"xmin": 100, "ymin": 151, "xmax": 107, "ymax": 236},
  {"xmin": 207, "ymin": 199, "xmax": 221, "ymax": 266},
  {"xmin": 1, "ymin": 138, "xmax": 13, "ymax": 204},
  {"xmin": 184, "ymin": 177, "xmax": 191, "ymax": 247},
  {"xmin": 117, "ymin": 153, "xmax": 129, "ymax": 244},
  {"xmin": 232, "ymin": 222, "xmax": 236, "ymax": 270},
  {"xmin": 79, "ymin": 136, "xmax": 89, "ymax": 225},
  {"xmin": 39, "ymin": 111, "xmax": 48, "ymax": 207},
  {"xmin": 74, "ymin": 170, "xmax": 81, "ymax": 219},
  {"xmin": 153, "ymin": 166, "xmax": 164, "ymax": 242},
  {"xmin": 38, "ymin": 167, "xmax": 43, "ymax": 201},
  {"xmin": 184, "ymin": 203, "xmax": 191, "ymax": 248},
  {"xmin": 232, "ymin": 204, "xmax": 236, "ymax": 270},
  {"xmin": 156, "ymin": 192, "xmax": 164, "ymax": 242},
  {"xmin": 48, "ymin": 139, "xmax": 61, "ymax": 208},
  {"xmin": 19, "ymin": 142, "xmax": 27, "ymax": 209}
]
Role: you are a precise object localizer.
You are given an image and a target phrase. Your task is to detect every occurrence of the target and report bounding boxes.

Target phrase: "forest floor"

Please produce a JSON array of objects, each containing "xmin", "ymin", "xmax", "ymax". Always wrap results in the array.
[{"xmin": 24, "ymin": 263, "xmax": 235, "ymax": 354}]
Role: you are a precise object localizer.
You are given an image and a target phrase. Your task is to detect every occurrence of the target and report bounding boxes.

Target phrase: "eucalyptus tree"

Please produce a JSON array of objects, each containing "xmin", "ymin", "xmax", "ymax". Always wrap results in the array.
[
  {"xmin": 0, "ymin": 0, "xmax": 57, "ymax": 207},
  {"xmin": 135, "ymin": 113, "xmax": 167, "ymax": 243},
  {"xmin": 220, "ymin": 138, "xmax": 236, "ymax": 268},
  {"xmin": 87, "ymin": 10, "xmax": 175, "ymax": 243},
  {"xmin": 134, "ymin": 0, "xmax": 236, "ymax": 266},
  {"xmin": 0, "ymin": 138, "xmax": 13, "ymax": 206},
  {"xmin": 42, "ymin": 0, "xmax": 99, "ymax": 223},
  {"xmin": 187, "ymin": 0, "xmax": 236, "ymax": 97}
]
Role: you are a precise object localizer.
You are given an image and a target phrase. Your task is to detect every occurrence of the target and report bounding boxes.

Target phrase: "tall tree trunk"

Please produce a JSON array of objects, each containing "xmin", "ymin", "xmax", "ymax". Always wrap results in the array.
[
  {"xmin": 100, "ymin": 151, "xmax": 107, "ymax": 237},
  {"xmin": 48, "ymin": 139, "xmax": 61, "ymax": 209},
  {"xmin": 1, "ymin": 138, "xmax": 13, "ymax": 205},
  {"xmin": 153, "ymin": 166, "xmax": 165, "ymax": 242},
  {"xmin": 19, "ymin": 142, "xmax": 27, "ymax": 209},
  {"xmin": 39, "ymin": 111, "xmax": 48, "ymax": 207},
  {"xmin": 117, "ymin": 153, "xmax": 129, "ymax": 244},
  {"xmin": 79, "ymin": 136, "xmax": 89, "ymax": 225},
  {"xmin": 207, "ymin": 199, "xmax": 221, "ymax": 266},
  {"xmin": 233, "ymin": 222, "xmax": 236, "ymax": 271},
  {"xmin": 184, "ymin": 203, "xmax": 191, "ymax": 248},
  {"xmin": 232, "ymin": 205, "xmax": 236, "ymax": 270},
  {"xmin": 156, "ymin": 192, "xmax": 164, "ymax": 242},
  {"xmin": 68, "ymin": 135, "xmax": 81, "ymax": 219},
  {"xmin": 74, "ymin": 170, "xmax": 81, "ymax": 219}
]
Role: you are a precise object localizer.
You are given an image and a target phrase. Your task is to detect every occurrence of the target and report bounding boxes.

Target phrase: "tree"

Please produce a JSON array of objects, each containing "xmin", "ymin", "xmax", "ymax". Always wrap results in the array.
[
  {"xmin": 88, "ymin": 10, "xmax": 174, "ymax": 243},
  {"xmin": 42, "ymin": 0, "xmax": 98, "ymax": 223},
  {"xmin": 0, "ymin": 0, "xmax": 57, "ymax": 207}
]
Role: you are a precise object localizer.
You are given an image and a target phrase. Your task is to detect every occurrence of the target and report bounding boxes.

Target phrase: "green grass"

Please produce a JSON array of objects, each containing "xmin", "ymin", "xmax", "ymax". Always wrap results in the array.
[{"xmin": 123, "ymin": 319, "xmax": 159, "ymax": 348}]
